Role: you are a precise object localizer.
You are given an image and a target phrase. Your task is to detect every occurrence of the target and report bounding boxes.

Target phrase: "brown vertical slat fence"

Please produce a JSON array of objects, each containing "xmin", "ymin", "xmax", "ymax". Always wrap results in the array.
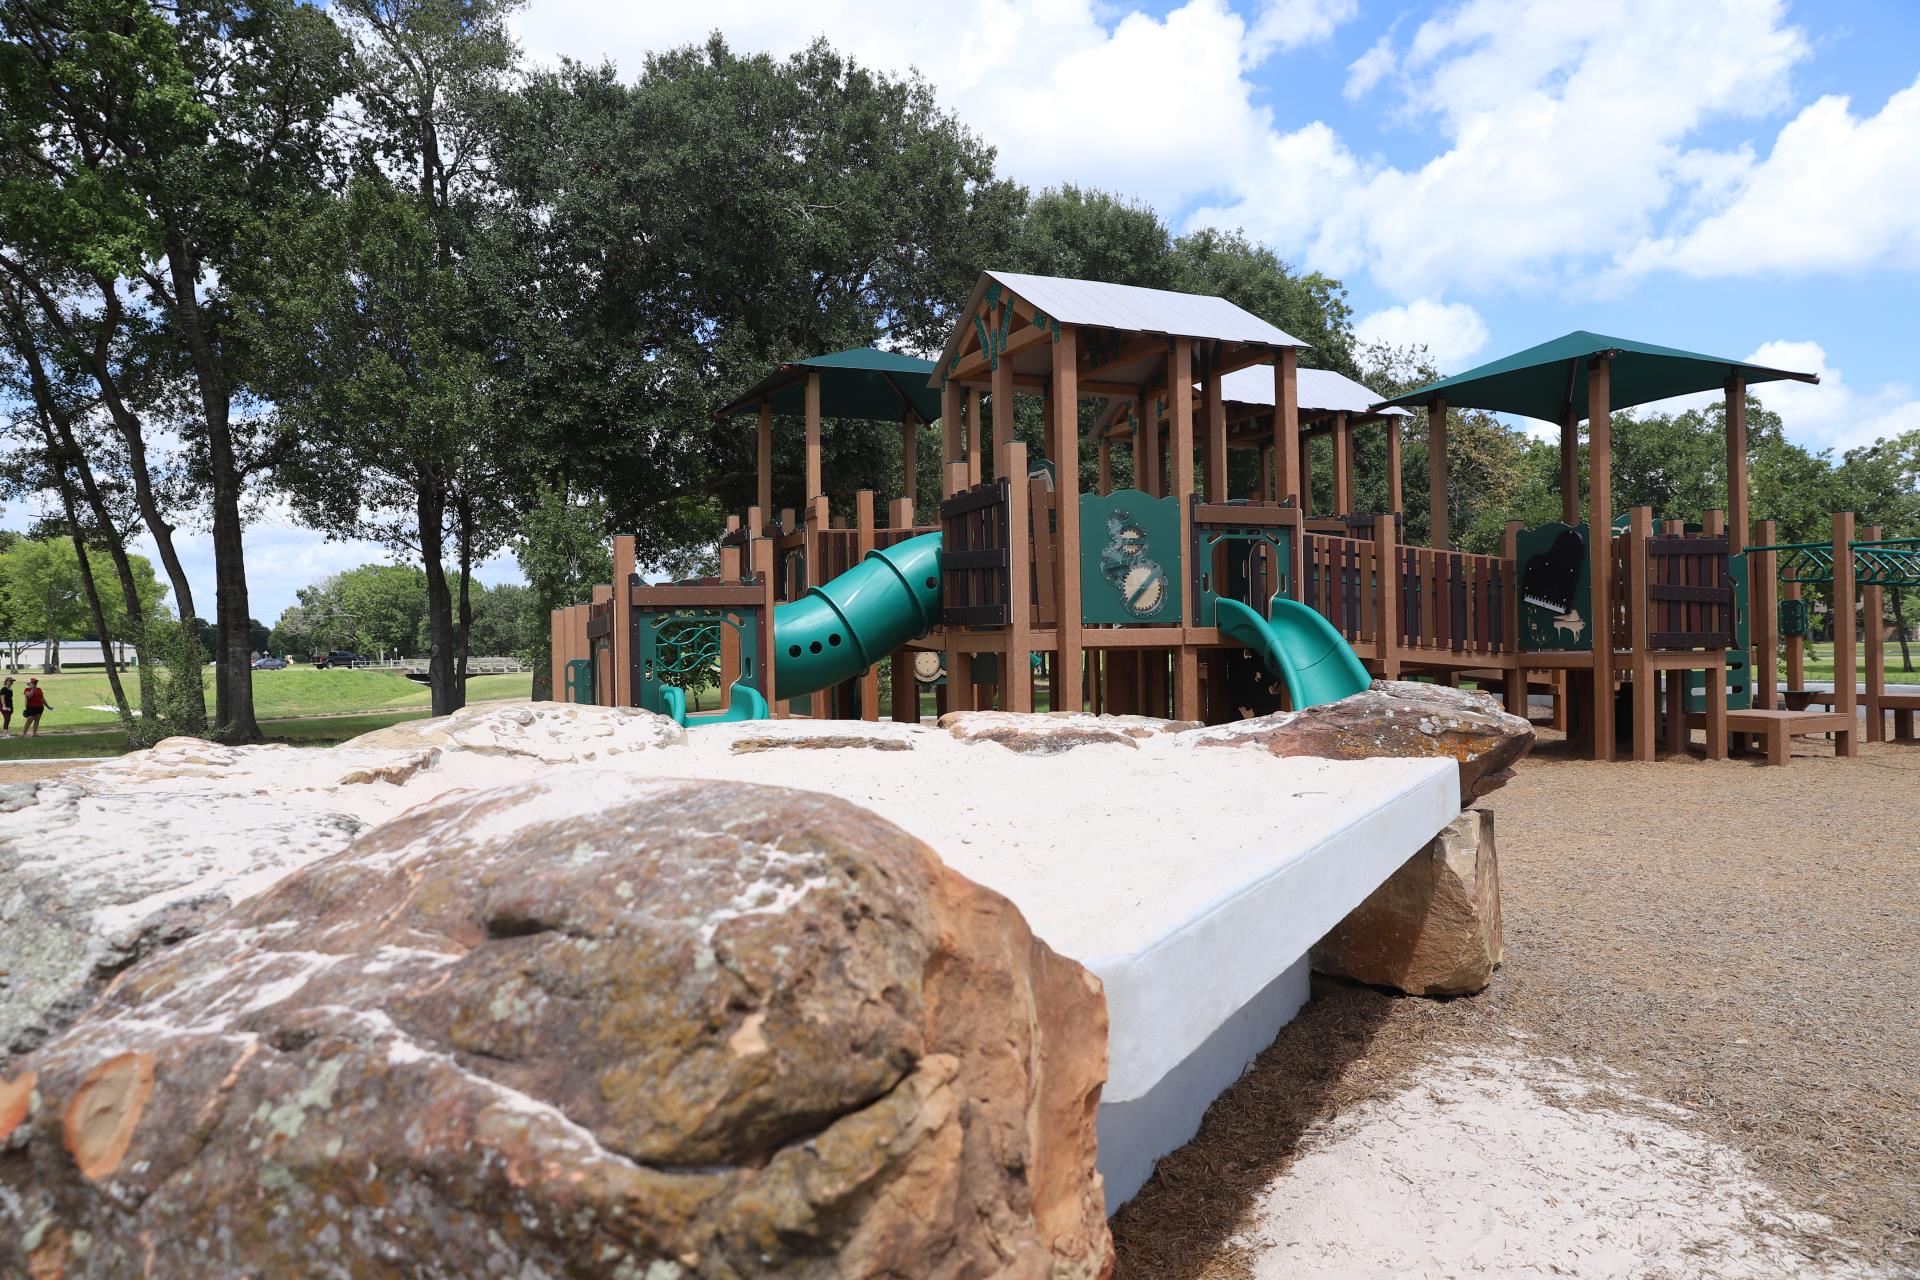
[
  {"xmin": 939, "ymin": 478, "xmax": 1013, "ymax": 626},
  {"xmin": 1300, "ymin": 532, "xmax": 1506, "ymax": 657}
]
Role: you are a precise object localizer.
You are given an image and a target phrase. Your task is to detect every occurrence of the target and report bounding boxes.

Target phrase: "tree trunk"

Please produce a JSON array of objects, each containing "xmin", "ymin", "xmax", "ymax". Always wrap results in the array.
[
  {"xmin": 162, "ymin": 236, "xmax": 259, "ymax": 742},
  {"xmin": 419, "ymin": 481, "xmax": 458, "ymax": 717},
  {"xmin": 55, "ymin": 484, "xmax": 132, "ymax": 728},
  {"xmin": 1895, "ymin": 588, "xmax": 1912, "ymax": 673},
  {"xmin": 453, "ymin": 494, "xmax": 474, "ymax": 713}
]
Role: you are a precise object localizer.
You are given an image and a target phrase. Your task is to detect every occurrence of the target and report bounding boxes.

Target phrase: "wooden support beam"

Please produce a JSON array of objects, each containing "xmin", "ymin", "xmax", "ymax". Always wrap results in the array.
[
  {"xmin": 612, "ymin": 535, "xmax": 636, "ymax": 709},
  {"xmin": 1003, "ymin": 441, "xmax": 1034, "ymax": 712},
  {"xmin": 1750, "ymin": 519, "xmax": 1778, "ymax": 712},
  {"xmin": 991, "ymin": 356, "xmax": 1015, "ymax": 481},
  {"xmin": 1560, "ymin": 405, "xmax": 1580, "ymax": 527},
  {"xmin": 1376, "ymin": 514, "xmax": 1401, "ymax": 680},
  {"xmin": 1297, "ymin": 432, "xmax": 1313, "ymax": 515},
  {"xmin": 888, "ymin": 496, "xmax": 918, "ymax": 723},
  {"xmin": 1142, "ymin": 396, "xmax": 1161, "ymax": 497},
  {"xmin": 967, "ymin": 387, "xmax": 983, "ymax": 486},
  {"xmin": 901, "ymin": 413, "xmax": 919, "ymax": 507},
  {"xmin": 548, "ymin": 608, "xmax": 565, "ymax": 702},
  {"xmin": 1171, "ymin": 338, "xmax": 1199, "ymax": 720},
  {"xmin": 1331, "ymin": 410, "xmax": 1352, "ymax": 515},
  {"xmin": 1628, "ymin": 508, "xmax": 1655, "ymax": 761},
  {"xmin": 1053, "ymin": 326, "xmax": 1083, "ymax": 713},
  {"xmin": 1863, "ymin": 523, "xmax": 1884, "ymax": 742},
  {"xmin": 856, "ymin": 491, "xmax": 878, "ymax": 720},
  {"xmin": 1428, "ymin": 395, "xmax": 1450, "ymax": 550},
  {"xmin": 941, "ymin": 380, "xmax": 961, "ymax": 496},
  {"xmin": 1386, "ymin": 414, "xmax": 1404, "ymax": 515},
  {"xmin": 1503, "ymin": 521, "xmax": 1525, "ymax": 717},
  {"xmin": 1204, "ymin": 352, "xmax": 1227, "ymax": 502},
  {"xmin": 1275, "ymin": 347, "xmax": 1300, "ymax": 504},
  {"xmin": 1587, "ymin": 359, "xmax": 1615, "ymax": 761},
  {"xmin": 757, "ymin": 402, "xmax": 774, "ymax": 520},
  {"xmin": 1098, "ymin": 435, "xmax": 1112, "ymax": 496},
  {"xmin": 1725, "ymin": 373, "xmax": 1749, "ymax": 548},
  {"xmin": 719, "ymin": 518, "xmax": 742, "ymax": 706},
  {"xmin": 1833, "ymin": 510, "xmax": 1858, "ymax": 756},
  {"xmin": 804, "ymin": 371, "xmax": 823, "ymax": 502}
]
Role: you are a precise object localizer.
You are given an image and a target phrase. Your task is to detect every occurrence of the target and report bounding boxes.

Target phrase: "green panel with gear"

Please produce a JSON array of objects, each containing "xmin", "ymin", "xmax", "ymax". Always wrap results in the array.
[{"xmin": 1080, "ymin": 489, "xmax": 1183, "ymax": 626}]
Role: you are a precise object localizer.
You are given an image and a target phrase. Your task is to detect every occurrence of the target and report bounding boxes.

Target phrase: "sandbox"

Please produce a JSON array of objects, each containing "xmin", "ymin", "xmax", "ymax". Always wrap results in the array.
[{"xmin": 581, "ymin": 720, "xmax": 1461, "ymax": 1207}]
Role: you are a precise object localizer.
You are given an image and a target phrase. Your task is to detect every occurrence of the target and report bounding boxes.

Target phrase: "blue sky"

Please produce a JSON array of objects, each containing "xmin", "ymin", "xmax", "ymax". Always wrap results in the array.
[{"xmin": 30, "ymin": 0, "xmax": 1920, "ymax": 624}]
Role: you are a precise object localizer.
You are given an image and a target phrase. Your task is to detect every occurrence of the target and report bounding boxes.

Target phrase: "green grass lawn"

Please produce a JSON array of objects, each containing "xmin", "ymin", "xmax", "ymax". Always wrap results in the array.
[
  {"xmin": 1760, "ymin": 652, "xmax": 1920, "ymax": 686},
  {"xmin": 0, "ymin": 666, "xmax": 532, "ymax": 758}
]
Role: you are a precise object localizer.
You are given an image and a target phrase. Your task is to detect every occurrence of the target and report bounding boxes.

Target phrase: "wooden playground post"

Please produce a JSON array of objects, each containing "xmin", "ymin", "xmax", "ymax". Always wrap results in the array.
[
  {"xmin": 941, "ymin": 379, "xmax": 961, "ymax": 495},
  {"xmin": 590, "ymin": 585, "xmax": 612, "ymax": 707},
  {"xmin": 1297, "ymin": 433, "xmax": 1313, "ymax": 515},
  {"xmin": 1863, "ymin": 524, "xmax": 1884, "ymax": 742},
  {"xmin": 1726, "ymin": 373, "xmax": 1749, "ymax": 556},
  {"xmin": 1331, "ymin": 411, "xmax": 1353, "ymax": 515},
  {"xmin": 856, "ymin": 491, "xmax": 878, "ymax": 720},
  {"xmin": 1274, "ymin": 346, "xmax": 1300, "ymax": 505},
  {"xmin": 548, "ymin": 608, "xmax": 565, "ymax": 701},
  {"xmin": 1386, "ymin": 415, "xmax": 1404, "ymax": 515},
  {"xmin": 1003, "ymin": 440, "xmax": 1034, "ymax": 712},
  {"xmin": 612, "ymin": 534, "xmax": 636, "ymax": 709},
  {"xmin": 804, "ymin": 371, "xmax": 823, "ymax": 501},
  {"xmin": 1170, "ymin": 338, "xmax": 1200, "ymax": 721},
  {"xmin": 1750, "ymin": 519, "xmax": 1778, "ymax": 712},
  {"xmin": 757, "ymin": 402, "xmax": 774, "ymax": 520},
  {"xmin": 967, "ymin": 387, "xmax": 983, "ymax": 487},
  {"xmin": 1376, "ymin": 514, "xmax": 1401, "ymax": 680},
  {"xmin": 941, "ymin": 461, "xmax": 974, "ymax": 712},
  {"xmin": 1428, "ymin": 395, "xmax": 1450, "ymax": 550},
  {"xmin": 1053, "ymin": 325, "xmax": 1084, "ymax": 713},
  {"xmin": 991, "ymin": 351, "xmax": 1015, "ymax": 477},
  {"xmin": 1204, "ymin": 353, "xmax": 1227, "ymax": 503},
  {"xmin": 719, "ymin": 517, "xmax": 742, "ymax": 706},
  {"xmin": 1098, "ymin": 436, "xmax": 1112, "ymax": 495},
  {"xmin": 752, "ymin": 535, "xmax": 779, "ymax": 714},
  {"xmin": 1587, "ymin": 355, "xmax": 1616, "ymax": 761},
  {"xmin": 1627, "ymin": 507, "xmax": 1655, "ymax": 762},
  {"xmin": 889, "ymin": 497, "xmax": 919, "ymax": 723},
  {"xmin": 1559, "ymin": 405, "xmax": 1580, "ymax": 527},
  {"xmin": 1141, "ymin": 398, "xmax": 1161, "ymax": 498},
  {"xmin": 1833, "ymin": 510, "xmax": 1858, "ymax": 756},
  {"xmin": 1503, "ymin": 521, "xmax": 1526, "ymax": 718},
  {"xmin": 901, "ymin": 412, "xmax": 920, "ymax": 509}
]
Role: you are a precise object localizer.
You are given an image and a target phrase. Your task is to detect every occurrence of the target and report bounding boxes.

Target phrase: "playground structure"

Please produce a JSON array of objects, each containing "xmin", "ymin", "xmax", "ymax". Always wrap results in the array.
[{"xmin": 552, "ymin": 270, "xmax": 1906, "ymax": 765}]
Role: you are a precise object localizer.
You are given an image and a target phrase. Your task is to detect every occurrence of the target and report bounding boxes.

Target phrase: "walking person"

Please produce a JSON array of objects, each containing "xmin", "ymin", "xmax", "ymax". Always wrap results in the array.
[
  {"xmin": 0, "ymin": 677, "xmax": 13, "ymax": 738},
  {"xmin": 21, "ymin": 677, "xmax": 48, "ymax": 739}
]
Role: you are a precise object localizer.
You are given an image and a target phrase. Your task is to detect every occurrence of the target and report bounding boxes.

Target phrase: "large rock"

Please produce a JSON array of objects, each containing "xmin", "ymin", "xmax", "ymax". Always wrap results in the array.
[
  {"xmin": 941, "ymin": 711, "xmax": 1198, "ymax": 755},
  {"xmin": 1185, "ymin": 680, "xmax": 1533, "ymax": 801},
  {"xmin": 344, "ymin": 701, "xmax": 686, "ymax": 761},
  {"xmin": 0, "ymin": 775, "xmax": 1112, "ymax": 1279},
  {"xmin": 1311, "ymin": 807, "xmax": 1503, "ymax": 996}
]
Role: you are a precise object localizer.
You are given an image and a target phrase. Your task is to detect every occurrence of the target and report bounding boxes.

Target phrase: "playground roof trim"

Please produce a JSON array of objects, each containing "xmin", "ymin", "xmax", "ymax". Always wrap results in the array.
[
  {"xmin": 932, "ymin": 271, "xmax": 1307, "ymax": 382},
  {"xmin": 713, "ymin": 347, "xmax": 943, "ymax": 424},
  {"xmin": 1218, "ymin": 366, "xmax": 1411, "ymax": 418},
  {"xmin": 1374, "ymin": 330, "xmax": 1819, "ymax": 423}
]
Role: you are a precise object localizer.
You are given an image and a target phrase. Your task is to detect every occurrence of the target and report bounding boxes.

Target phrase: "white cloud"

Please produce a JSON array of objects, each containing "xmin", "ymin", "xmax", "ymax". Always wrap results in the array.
[
  {"xmin": 1353, "ymin": 298, "xmax": 1489, "ymax": 371},
  {"xmin": 1741, "ymin": 340, "xmax": 1920, "ymax": 456},
  {"xmin": 1616, "ymin": 75, "xmax": 1920, "ymax": 278},
  {"xmin": 1196, "ymin": 0, "xmax": 1814, "ymax": 295},
  {"xmin": 510, "ymin": 0, "xmax": 1351, "ymax": 213},
  {"xmin": 1343, "ymin": 31, "xmax": 1394, "ymax": 100}
]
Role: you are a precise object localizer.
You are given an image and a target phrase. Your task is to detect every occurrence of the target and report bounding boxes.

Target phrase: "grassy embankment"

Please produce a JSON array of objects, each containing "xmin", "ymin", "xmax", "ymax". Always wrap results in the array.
[{"xmin": 0, "ymin": 667, "xmax": 531, "ymax": 759}]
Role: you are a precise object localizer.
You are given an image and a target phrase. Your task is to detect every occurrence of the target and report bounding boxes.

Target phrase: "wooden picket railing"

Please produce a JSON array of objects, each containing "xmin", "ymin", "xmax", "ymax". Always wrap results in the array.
[
  {"xmin": 1608, "ymin": 519, "xmax": 1735, "ymax": 651},
  {"xmin": 940, "ymin": 477, "xmax": 1014, "ymax": 626},
  {"xmin": 1299, "ymin": 531, "xmax": 1507, "ymax": 657}
]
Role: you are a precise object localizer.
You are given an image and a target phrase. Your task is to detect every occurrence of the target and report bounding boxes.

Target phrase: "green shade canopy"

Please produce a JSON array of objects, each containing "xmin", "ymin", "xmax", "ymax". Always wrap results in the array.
[
  {"xmin": 1374, "ymin": 330, "xmax": 1818, "ymax": 423},
  {"xmin": 713, "ymin": 347, "xmax": 942, "ymax": 424}
]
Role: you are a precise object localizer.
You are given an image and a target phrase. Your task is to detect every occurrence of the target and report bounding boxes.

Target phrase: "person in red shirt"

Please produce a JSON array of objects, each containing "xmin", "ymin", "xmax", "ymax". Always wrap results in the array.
[{"xmin": 21, "ymin": 678, "xmax": 48, "ymax": 738}]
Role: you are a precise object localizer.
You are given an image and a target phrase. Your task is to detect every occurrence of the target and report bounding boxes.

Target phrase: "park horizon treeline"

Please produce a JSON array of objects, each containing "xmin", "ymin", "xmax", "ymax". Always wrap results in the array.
[{"xmin": 2, "ymin": 3, "xmax": 1915, "ymax": 748}]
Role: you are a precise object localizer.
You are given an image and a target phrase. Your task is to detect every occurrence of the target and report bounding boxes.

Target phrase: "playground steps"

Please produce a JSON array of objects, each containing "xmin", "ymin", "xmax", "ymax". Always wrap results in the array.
[{"xmin": 1690, "ymin": 707, "xmax": 1857, "ymax": 766}]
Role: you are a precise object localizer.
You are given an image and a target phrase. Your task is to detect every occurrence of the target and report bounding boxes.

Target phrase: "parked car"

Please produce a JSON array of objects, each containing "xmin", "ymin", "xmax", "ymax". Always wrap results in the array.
[
  {"xmin": 251, "ymin": 656, "xmax": 288, "ymax": 670},
  {"xmin": 314, "ymin": 650, "xmax": 366, "ymax": 669}
]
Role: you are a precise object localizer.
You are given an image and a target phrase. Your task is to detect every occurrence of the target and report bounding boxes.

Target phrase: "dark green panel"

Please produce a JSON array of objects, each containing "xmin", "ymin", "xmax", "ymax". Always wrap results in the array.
[
  {"xmin": 1517, "ymin": 521, "xmax": 1593, "ymax": 652},
  {"xmin": 1080, "ymin": 489, "xmax": 1183, "ymax": 626}
]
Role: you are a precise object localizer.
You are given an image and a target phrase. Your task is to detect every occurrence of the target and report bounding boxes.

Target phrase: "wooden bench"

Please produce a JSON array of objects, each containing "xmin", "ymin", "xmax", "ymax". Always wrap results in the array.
[
  {"xmin": 1778, "ymin": 688, "xmax": 1837, "ymax": 711},
  {"xmin": 1690, "ymin": 708, "xmax": 1856, "ymax": 765},
  {"xmin": 1869, "ymin": 692, "xmax": 1920, "ymax": 742}
]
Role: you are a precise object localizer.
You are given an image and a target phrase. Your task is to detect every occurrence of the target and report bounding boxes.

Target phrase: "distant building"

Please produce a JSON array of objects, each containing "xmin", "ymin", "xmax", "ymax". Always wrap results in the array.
[{"xmin": 0, "ymin": 640, "xmax": 139, "ymax": 670}]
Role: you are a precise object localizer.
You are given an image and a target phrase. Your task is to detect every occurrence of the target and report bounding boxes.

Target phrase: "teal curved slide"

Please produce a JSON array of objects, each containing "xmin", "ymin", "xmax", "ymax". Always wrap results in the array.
[
  {"xmin": 671, "ymin": 532, "xmax": 944, "ymax": 726},
  {"xmin": 1215, "ymin": 596, "xmax": 1372, "ymax": 711}
]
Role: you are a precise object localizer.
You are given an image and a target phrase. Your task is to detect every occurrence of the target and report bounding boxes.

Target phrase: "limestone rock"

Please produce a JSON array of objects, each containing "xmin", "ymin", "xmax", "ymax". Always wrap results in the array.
[
  {"xmin": 1186, "ymin": 680, "xmax": 1533, "ymax": 801},
  {"xmin": 343, "ymin": 701, "xmax": 685, "ymax": 761},
  {"xmin": 722, "ymin": 721, "xmax": 921, "ymax": 754},
  {"xmin": 1311, "ymin": 807, "xmax": 1503, "ymax": 996},
  {"xmin": 0, "ymin": 775, "xmax": 1112, "ymax": 1279},
  {"xmin": 941, "ymin": 710, "xmax": 1198, "ymax": 755}
]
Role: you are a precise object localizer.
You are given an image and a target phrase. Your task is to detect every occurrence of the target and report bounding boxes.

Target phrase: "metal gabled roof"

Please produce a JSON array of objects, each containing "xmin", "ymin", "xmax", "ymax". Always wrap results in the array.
[
  {"xmin": 1217, "ymin": 366, "xmax": 1410, "ymax": 418},
  {"xmin": 932, "ymin": 271, "xmax": 1307, "ymax": 383}
]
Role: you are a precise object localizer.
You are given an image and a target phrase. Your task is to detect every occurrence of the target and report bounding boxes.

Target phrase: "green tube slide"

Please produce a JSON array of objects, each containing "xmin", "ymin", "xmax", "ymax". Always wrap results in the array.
[
  {"xmin": 1215, "ymin": 596, "xmax": 1372, "ymax": 712},
  {"xmin": 664, "ymin": 532, "xmax": 943, "ymax": 727}
]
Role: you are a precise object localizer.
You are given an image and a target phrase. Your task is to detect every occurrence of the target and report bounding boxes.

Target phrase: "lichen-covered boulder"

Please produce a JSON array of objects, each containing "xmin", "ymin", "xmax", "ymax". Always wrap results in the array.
[
  {"xmin": 0, "ymin": 775, "xmax": 1112, "ymax": 1279},
  {"xmin": 941, "ymin": 711, "xmax": 1198, "ymax": 755},
  {"xmin": 343, "ymin": 701, "xmax": 685, "ymax": 761},
  {"xmin": 1184, "ymin": 680, "xmax": 1533, "ymax": 801},
  {"xmin": 1311, "ymin": 807, "xmax": 1504, "ymax": 996}
]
